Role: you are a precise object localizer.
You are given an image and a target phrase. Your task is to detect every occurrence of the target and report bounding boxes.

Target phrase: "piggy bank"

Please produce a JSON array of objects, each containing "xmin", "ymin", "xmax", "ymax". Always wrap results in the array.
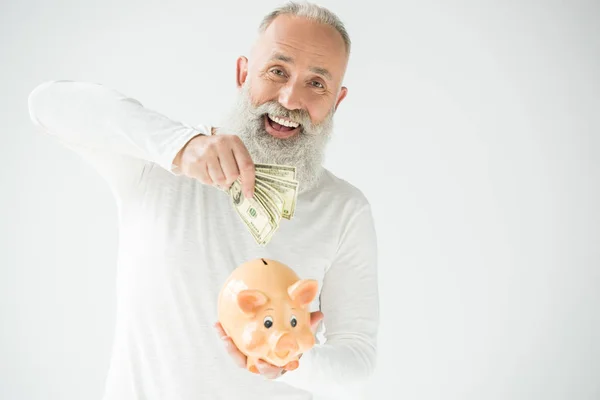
[{"xmin": 217, "ymin": 258, "xmax": 319, "ymax": 373}]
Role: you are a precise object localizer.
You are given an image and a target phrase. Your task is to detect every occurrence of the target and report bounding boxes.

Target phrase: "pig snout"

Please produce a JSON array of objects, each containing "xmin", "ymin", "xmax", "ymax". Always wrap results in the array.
[{"xmin": 273, "ymin": 333, "xmax": 299, "ymax": 359}]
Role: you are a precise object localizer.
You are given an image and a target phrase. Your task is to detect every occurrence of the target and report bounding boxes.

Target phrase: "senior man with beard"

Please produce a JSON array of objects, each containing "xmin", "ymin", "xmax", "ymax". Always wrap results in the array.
[{"xmin": 27, "ymin": 2, "xmax": 379, "ymax": 399}]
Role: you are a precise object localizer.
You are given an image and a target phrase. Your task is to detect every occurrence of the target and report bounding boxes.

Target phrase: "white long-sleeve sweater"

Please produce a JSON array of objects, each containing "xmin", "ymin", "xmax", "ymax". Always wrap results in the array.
[{"xmin": 27, "ymin": 80, "xmax": 379, "ymax": 400}]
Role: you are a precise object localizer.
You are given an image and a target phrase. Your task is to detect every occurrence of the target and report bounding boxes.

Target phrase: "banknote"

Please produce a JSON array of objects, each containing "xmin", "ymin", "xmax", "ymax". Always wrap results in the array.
[
  {"xmin": 255, "ymin": 163, "xmax": 296, "ymax": 181},
  {"xmin": 255, "ymin": 179, "xmax": 285, "ymax": 217},
  {"xmin": 228, "ymin": 179, "xmax": 277, "ymax": 245},
  {"xmin": 254, "ymin": 171, "xmax": 299, "ymax": 219},
  {"xmin": 227, "ymin": 163, "xmax": 299, "ymax": 246},
  {"xmin": 252, "ymin": 188, "xmax": 281, "ymax": 245}
]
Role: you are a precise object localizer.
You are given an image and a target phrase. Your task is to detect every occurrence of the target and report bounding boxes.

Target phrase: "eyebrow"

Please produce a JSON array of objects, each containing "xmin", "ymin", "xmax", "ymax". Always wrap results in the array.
[{"xmin": 270, "ymin": 52, "xmax": 332, "ymax": 80}]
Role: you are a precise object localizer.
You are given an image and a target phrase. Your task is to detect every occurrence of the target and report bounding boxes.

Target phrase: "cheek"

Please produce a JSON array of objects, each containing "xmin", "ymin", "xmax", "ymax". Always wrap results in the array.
[
  {"xmin": 250, "ymin": 79, "xmax": 278, "ymax": 105},
  {"xmin": 305, "ymin": 99, "xmax": 333, "ymax": 125},
  {"xmin": 241, "ymin": 323, "xmax": 268, "ymax": 353},
  {"xmin": 308, "ymin": 108, "xmax": 327, "ymax": 125}
]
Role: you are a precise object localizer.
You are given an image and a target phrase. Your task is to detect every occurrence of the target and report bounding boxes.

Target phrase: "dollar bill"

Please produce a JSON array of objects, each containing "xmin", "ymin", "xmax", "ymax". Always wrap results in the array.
[
  {"xmin": 254, "ymin": 171, "xmax": 299, "ymax": 219},
  {"xmin": 255, "ymin": 186, "xmax": 282, "ymax": 220},
  {"xmin": 226, "ymin": 164, "xmax": 299, "ymax": 246},
  {"xmin": 228, "ymin": 179, "xmax": 277, "ymax": 245},
  {"xmin": 255, "ymin": 179, "xmax": 285, "ymax": 217},
  {"xmin": 252, "ymin": 188, "xmax": 281, "ymax": 245},
  {"xmin": 255, "ymin": 163, "xmax": 296, "ymax": 181}
]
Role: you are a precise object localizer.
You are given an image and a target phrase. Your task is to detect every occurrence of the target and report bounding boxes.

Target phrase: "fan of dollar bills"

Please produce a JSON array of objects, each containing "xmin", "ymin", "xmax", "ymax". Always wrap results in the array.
[{"xmin": 225, "ymin": 163, "xmax": 299, "ymax": 246}]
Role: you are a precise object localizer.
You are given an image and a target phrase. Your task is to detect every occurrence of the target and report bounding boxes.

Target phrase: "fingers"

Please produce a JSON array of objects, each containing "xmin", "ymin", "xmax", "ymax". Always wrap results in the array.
[
  {"xmin": 178, "ymin": 152, "xmax": 212, "ymax": 184},
  {"xmin": 223, "ymin": 337, "xmax": 247, "ymax": 368},
  {"xmin": 214, "ymin": 322, "xmax": 246, "ymax": 368},
  {"xmin": 283, "ymin": 360, "xmax": 299, "ymax": 371},
  {"xmin": 219, "ymin": 149, "xmax": 240, "ymax": 188},
  {"xmin": 310, "ymin": 311, "xmax": 324, "ymax": 332},
  {"xmin": 214, "ymin": 321, "xmax": 294, "ymax": 379},
  {"xmin": 214, "ymin": 144, "xmax": 254, "ymax": 195},
  {"xmin": 214, "ymin": 322, "xmax": 226, "ymax": 338},
  {"xmin": 256, "ymin": 359, "xmax": 283, "ymax": 379},
  {"xmin": 232, "ymin": 139, "xmax": 255, "ymax": 199},
  {"xmin": 190, "ymin": 135, "xmax": 253, "ymax": 196},
  {"xmin": 207, "ymin": 157, "xmax": 227, "ymax": 188},
  {"xmin": 195, "ymin": 161, "xmax": 213, "ymax": 185}
]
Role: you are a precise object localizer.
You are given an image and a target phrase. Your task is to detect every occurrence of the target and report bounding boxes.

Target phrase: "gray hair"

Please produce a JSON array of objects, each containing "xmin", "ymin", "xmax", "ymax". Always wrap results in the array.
[{"xmin": 258, "ymin": 1, "xmax": 351, "ymax": 56}]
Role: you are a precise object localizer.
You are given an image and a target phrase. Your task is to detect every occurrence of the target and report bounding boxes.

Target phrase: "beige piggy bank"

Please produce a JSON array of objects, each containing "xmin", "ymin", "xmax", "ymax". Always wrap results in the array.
[{"xmin": 217, "ymin": 258, "xmax": 319, "ymax": 373}]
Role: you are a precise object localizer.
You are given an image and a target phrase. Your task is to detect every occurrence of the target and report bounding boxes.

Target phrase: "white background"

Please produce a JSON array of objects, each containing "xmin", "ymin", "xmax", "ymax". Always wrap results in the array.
[{"xmin": 1, "ymin": 0, "xmax": 599, "ymax": 399}]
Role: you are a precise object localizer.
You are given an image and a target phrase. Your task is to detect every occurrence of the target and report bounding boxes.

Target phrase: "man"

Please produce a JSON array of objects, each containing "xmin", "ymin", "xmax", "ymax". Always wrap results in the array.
[{"xmin": 28, "ymin": 2, "xmax": 379, "ymax": 399}]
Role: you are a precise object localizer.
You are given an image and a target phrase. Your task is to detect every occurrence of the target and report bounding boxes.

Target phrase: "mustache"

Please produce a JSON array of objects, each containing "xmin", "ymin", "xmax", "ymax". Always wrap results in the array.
[{"xmin": 251, "ymin": 101, "xmax": 314, "ymax": 130}]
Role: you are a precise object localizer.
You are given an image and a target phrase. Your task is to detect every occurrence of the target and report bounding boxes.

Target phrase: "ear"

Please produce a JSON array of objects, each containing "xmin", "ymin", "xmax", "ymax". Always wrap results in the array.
[
  {"xmin": 287, "ymin": 279, "xmax": 319, "ymax": 306},
  {"xmin": 334, "ymin": 86, "xmax": 348, "ymax": 111},
  {"xmin": 236, "ymin": 289, "xmax": 268, "ymax": 316},
  {"xmin": 236, "ymin": 56, "xmax": 249, "ymax": 88}
]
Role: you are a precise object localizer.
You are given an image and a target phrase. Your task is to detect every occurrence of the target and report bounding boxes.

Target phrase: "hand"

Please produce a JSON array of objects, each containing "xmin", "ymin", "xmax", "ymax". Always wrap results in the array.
[
  {"xmin": 173, "ymin": 131, "xmax": 255, "ymax": 198},
  {"xmin": 214, "ymin": 311, "xmax": 324, "ymax": 379}
]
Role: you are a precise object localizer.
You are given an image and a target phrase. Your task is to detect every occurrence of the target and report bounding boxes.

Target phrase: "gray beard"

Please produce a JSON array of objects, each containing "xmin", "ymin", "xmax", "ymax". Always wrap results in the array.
[{"xmin": 216, "ymin": 82, "xmax": 335, "ymax": 193}]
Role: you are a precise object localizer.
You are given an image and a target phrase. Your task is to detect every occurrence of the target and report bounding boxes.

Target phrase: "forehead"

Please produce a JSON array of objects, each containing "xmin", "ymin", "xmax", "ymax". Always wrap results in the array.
[{"xmin": 254, "ymin": 15, "xmax": 347, "ymax": 76}]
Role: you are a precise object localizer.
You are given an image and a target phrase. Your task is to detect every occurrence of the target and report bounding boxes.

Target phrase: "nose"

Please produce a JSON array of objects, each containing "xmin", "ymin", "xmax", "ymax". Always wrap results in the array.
[
  {"xmin": 278, "ymin": 82, "xmax": 303, "ymax": 111},
  {"xmin": 274, "ymin": 333, "xmax": 299, "ymax": 358}
]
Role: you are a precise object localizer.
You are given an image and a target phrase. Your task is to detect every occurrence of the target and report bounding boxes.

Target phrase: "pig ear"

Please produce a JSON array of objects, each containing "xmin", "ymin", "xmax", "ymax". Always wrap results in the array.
[
  {"xmin": 287, "ymin": 279, "xmax": 319, "ymax": 306},
  {"xmin": 237, "ymin": 289, "xmax": 269, "ymax": 316}
]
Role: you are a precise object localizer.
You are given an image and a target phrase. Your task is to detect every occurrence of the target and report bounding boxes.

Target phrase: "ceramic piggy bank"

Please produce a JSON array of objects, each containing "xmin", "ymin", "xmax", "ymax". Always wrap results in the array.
[{"xmin": 217, "ymin": 258, "xmax": 319, "ymax": 373}]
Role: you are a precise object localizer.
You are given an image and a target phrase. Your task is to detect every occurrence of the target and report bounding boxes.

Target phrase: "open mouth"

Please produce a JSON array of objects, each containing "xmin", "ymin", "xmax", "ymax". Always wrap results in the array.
[{"xmin": 264, "ymin": 114, "xmax": 301, "ymax": 139}]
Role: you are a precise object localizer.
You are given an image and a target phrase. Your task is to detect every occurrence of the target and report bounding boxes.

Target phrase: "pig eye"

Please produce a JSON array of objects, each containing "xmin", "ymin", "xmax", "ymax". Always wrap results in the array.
[
  {"xmin": 290, "ymin": 315, "xmax": 297, "ymax": 328},
  {"xmin": 263, "ymin": 316, "xmax": 273, "ymax": 329}
]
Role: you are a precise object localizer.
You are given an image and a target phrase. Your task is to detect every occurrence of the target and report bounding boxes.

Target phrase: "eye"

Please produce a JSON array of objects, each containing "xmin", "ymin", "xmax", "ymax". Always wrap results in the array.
[
  {"xmin": 311, "ymin": 81, "xmax": 324, "ymax": 89},
  {"xmin": 270, "ymin": 68, "xmax": 285, "ymax": 76},
  {"xmin": 290, "ymin": 315, "xmax": 297, "ymax": 328},
  {"xmin": 263, "ymin": 316, "xmax": 273, "ymax": 329}
]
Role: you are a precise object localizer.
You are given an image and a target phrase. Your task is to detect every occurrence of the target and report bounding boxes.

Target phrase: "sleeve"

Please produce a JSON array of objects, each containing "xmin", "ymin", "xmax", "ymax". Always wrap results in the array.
[
  {"xmin": 277, "ymin": 202, "xmax": 380, "ymax": 396},
  {"xmin": 27, "ymin": 80, "xmax": 208, "ymax": 201}
]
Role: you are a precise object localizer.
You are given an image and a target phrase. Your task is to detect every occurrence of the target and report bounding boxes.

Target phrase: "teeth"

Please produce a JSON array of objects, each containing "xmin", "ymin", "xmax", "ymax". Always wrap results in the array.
[{"xmin": 269, "ymin": 114, "xmax": 299, "ymax": 128}]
